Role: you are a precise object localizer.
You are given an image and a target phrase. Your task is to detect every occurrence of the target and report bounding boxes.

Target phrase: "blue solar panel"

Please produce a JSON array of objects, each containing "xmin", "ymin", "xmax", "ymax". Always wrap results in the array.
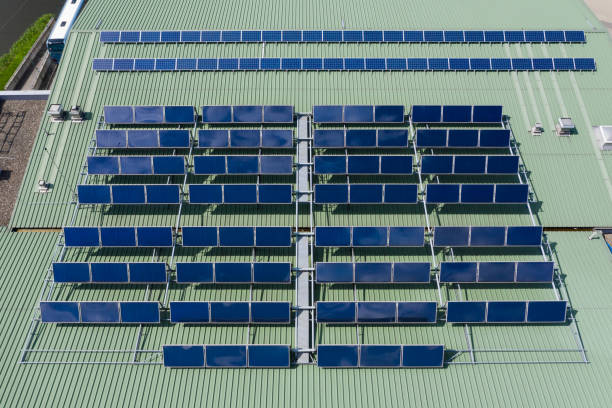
[
  {"xmin": 111, "ymin": 185, "xmax": 145, "ymax": 204},
  {"xmin": 104, "ymin": 106, "xmax": 133, "ymax": 124},
  {"xmin": 348, "ymin": 156, "xmax": 379, "ymax": 174},
  {"xmin": 303, "ymin": 30, "xmax": 323, "ymax": 42},
  {"xmin": 375, "ymin": 105, "xmax": 404, "ymax": 123},
  {"xmin": 532, "ymin": 58, "xmax": 554, "ymax": 70},
  {"xmin": 218, "ymin": 58, "xmax": 239, "ymax": 70},
  {"xmin": 545, "ymin": 30, "xmax": 565, "ymax": 42},
  {"xmin": 446, "ymin": 301, "xmax": 486, "ymax": 323},
  {"xmin": 260, "ymin": 129, "xmax": 291, "ymax": 147},
  {"xmin": 258, "ymin": 184, "xmax": 292, "ymax": 204},
  {"xmin": 505, "ymin": 30, "xmax": 525, "ymax": 42},
  {"xmin": 454, "ymin": 155, "xmax": 486, "ymax": 174},
  {"xmin": 494, "ymin": 184, "xmax": 529, "ymax": 203},
  {"xmin": 316, "ymin": 263, "xmax": 353, "ymax": 283},
  {"xmin": 159, "ymin": 130, "xmax": 190, "ymax": 148},
  {"xmin": 100, "ymin": 31, "xmax": 120, "ymax": 42},
  {"xmin": 478, "ymin": 262, "xmax": 516, "ymax": 283},
  {"xmin": 92, "ymin": 59, "xmax": 113, "ymax": 70},
  {"xmin": 407, "ymin": 58, "xmax": 428, "ymax": 70},
  {"xmin": 120, "ymin": 302, "xmax": 159, "ymax": 323},
  {"xmin": 388, "ymin": 226, "xmax": 425, "ymax": 247},
  {"xmin": 574, "ymin": 58, "xmax": 596, "ymax": 71},
  {"xmin": 91, "ymin": 262, "xmax": 128, "ymax": 282},
  {"xmin": 465, "ymin": 31, "xmax": 485, "ymax": 42},
  {"xmin": 479, "ymin": 129, "xmax": 510, "ymax": 147},
  {"xmin": 512, "ymin": 58, "xmax": 533, "ymax": 71},
  {"xmin": 229, "ymin": 130, "xmax": 259, "ymax": 148},
  {"xmin": 120, "ymin": 31, "xmax": 139, "ymax": 42},
  {"xmin": 470, "ymin": 226, "xmax": 506, "ymax": 246},
  {"xmin": 251, "ymin": 302, "xmax": 290, "ymax": 323},
  {"xmin": 233, "ymin": 105, "xmax": 262, "ymax": 123},
  {"xmin": 260, "ymin": 155, "xmax": 293, "ymax": 174},
  {"xmin": 261, "ymin": 58, "xmax": 281, "ymax": 70},
  {"xmin": 322, "ymin": 30, "xmax": 342, "ymax": 42},
  {"xmin": 314, "ymin": 130, "xmax": 343, "ymax": 147},
  {"xmin": 386, "ymin": 58, "xmax": 407, "ymax": 70},
  {"xmin": 53, "ymin": 262, "xmax": 90, "ymax": 283},
  {"xmin": 516, "ymin": 262, "xmax": 554, "ymax": 282},
  {"xmin": 146, "ymin": 184, "xmax": 180, "ymax": 204},
  {"xmin": 426, "ymin": 184, "xmax": 460, "ymax": 203},
  {"xmin": 487, "ymin": 301, "xmax": 526, "ymax": 323},
  {"xmin": 40, "ymin": 302, "xmax": 80, "ymax": 323},
  {"xmin": 381, "ymin": 155, "xmax": 412, "ymax": 174},
  {"xmin": 81, "ymin": 302, "xmax": 120, "ymax": 323},
  {"xmin": 350, "ymin": 184, "xmax": 383, "ymax": 204},
  {"xmin": 282, "ymin": 30, "xmax": 301, "ymax": 42},
  {"xmin": 506, "ymin": 226, "xmax": 542, "ymax": 246},
  {"xmin": 416, "ymin": 129, "xmax": 446, "ymax": 148},
  {"xmin": 128, "ymin": 262, "xmax": 167, "ymax": 283},
  {"xmin": 136, "ymin": 226, "xmax": 173, "ymax": 247},
  {"xmin": 134, "ymin": 106, "xmax": 163, "ymax": 124},
  {"xmin": 197, "ymin": 58, "xmax": 217, "ymax": 70},
  {"xmin": 262, "ymin": 30, "xmax": 282, "ymax": 42},
  {"xmin": 160, "ymin": 31, "xmax": 180, "ymax": 42},
  {"xmin": 424, "ymin": 30, "xmax": 444, "ymax": 42},
  {"xmin": 443, "ymin": 105, "xmax": 472, "ymax": 123},
  {"xmin": 163, "ymin": 345, "xmax": 205, "ymax": 368},
  {"xmin": 342, "ymin": 31, "xmax": 362, "ymax": 42},
  {"xmin": 188, "ymin": 184, "xmax": 223, "ymax": 204},
  {"xmin": 221, "ymin": 31, "xmax": 241, "ymax": 42},
  {"xmin": 263, "ymin": 105, "xmax": 293, "ymax": 123},
  {"xmin": 486, "ymin": 155, "xmax": 519, "ymax": 174},
  {"xmin": 433, "ymin": 226, "xmax": 469, "ymax": 247},
  {"xmin": 429, "ymin": 58, "xmax": 449, "ymax": 70},
  {"xmin": 78, "ymin": 185, "xmax": 111, "ymax": 204},
  {"xmin": 449, "ymin": 58, "xmax": 470, "ymax": 70},
  {"xmin": 281, "ymin": 58, "xmax": 301, "ymax": 70},
  {"xmin": 210, "ymin": 302, "xmax": 250, "ymax": 323},
  {"xmin": 215, "ymin": 262, "xmax": 251, "ymax": 283},
  {"xmin": 365, "ymin": 58, "xmax": 385, "ymax": 70},
  {"xmin": 384, "ymin": 184, "xmax": 418, "ymax": 203},
  {"xmin": 170, "ymin": 301, "xmax": 210, "ymax": 323},
  {"xmin": 353, "ymin": 226, "xmax": 387, "ymax": 247},
  {"xmin": 176, "ymin": 263, "xmax": 214, "ymax": 283},
  {"xmin": 218, "ymin": 227, "xmax": 254, "ymax": 247},
  {"xmin": 470, "ymin": 58, "xmax": 491, "ymax": 71},
  {"xmin": 378, "ymin": 129, "xmax": 408, "ymax": 147},
  {"xmin": 248, "ymin": 345, "xmax": 290, "ymax": 368},
  {"xmin": 393, "ymin": 263, "xmax": 431, "ymax": 283},
  {"xmin": 363, "ymin": 30, "xmax": 383, "ymax": 42},
  {"xmin": 525, "ymin": 30, "xmax": 545, "ymax": 42},
  {"xmin": 165, "ymin": 106, "xmax": 195, "ymax": 124},
  {"xmin": 564, "ymin": 30, "xmax": 585, "ymax": 42},
  {"xmin": 140, "ymin": 31, "xmax": 160, "ymax": 42},
  {"xmin": 383, "ymin": 31, "xmax": 403, "ymax": 42},
  {"xmin": 411, "ymin": 105, "xmax": 441, "ymax": 123},
  {"xmin": 222, "ymin": 184, "xmax": 256, "ymax": 205},
  {"xmin": 193, "ymin": 156, "xmax": 226, "ymax": 174},
  {"xmin": 315, "ymin": 184, "xmax": 348, "ymax": 204},
  {"xmin": 323, "ymin": 58, "xmax": 343, "ymax": 70},
  {"xmin": 256, "ymin": 226, "xmax": 292, "ymax": 247},
  {"xmin": 253, "ymin": 263, "xmax": 291, "ymax": 283},
  {"xmin": 484, "ymin": 30, "xmax": 504, "ymax": 42},
  {"xmin": 357, "ymin": 302, "xmax": 396, "ymax": 323},
  {"xmin": 473, "ymin": 105, "xmax": 503, "ymax": 123},
  {"xmin": 126, "ymin": 130, "xmax": 157, "ymax": 148},
  {"xmin": 317, "ymin": 345, "xmax": 359, "ymax": 367},
  {"xmin": 181, "ymin": 31, "xmax": 200, "ymax": 42},
  {"xmin": 344, "ymin": 105, "xmax": 373, "ymax": 123},
  {"xmin": 354, "ymin": 263, "xmax": 391, "ymax": 283},
  {"xmin": 315, "ymin": 156, "xmax": 345, "ymax": 174},
  {"xmin": 491, "ymin": 58, "xmax": 512, "ymax": 70},
  {"xmin": 527, "ymin": 301, "xmax": 567, "ymax": 323},
  {"xmin": 206, "ymin": 345, "xmax": 247, "ymax": 367},
  {"xmin": 554, "ymin": 58, "xmax": 575, "ymax": 71},
  {"xmin": 155, "ymin": 58, "xmax": 176, "ymax": 71},
  {"xmin": 315, "ymin": 226, "xmax": 351, "ymax": 247},
  {"xmin": 402, "ymin": 345, "xmax": 444, "ymax": 367},
  {"xmin": 404, "ymin": 31, "xmax": 424, "ymax": 42},
  {"xmin": 397, "ymin": 302, "xmax": 437, "ymax": 323},
  {"xmin": 360, "ymin": 345, "xmax": 401, "ymax": 367},
  {"xmin": 239, "ymin": 58, "xmax": 259, "ymax": 70},
  {"xmin": 461, "ymin": 184, "xmax": 494, "ymax": 203},
  {"xmin": 444, "ymin": 31, "xmax": 464, "ymax": 42},
  {"xmin": 202, "ymin": 106, "xmax": 231, "ymax": 123},
  {"xmin": 421, "ymin": 155, "xmax": 452, "ymax": 174},
  {"xmin": 100, "ymin": 227, "xmax": 136, "ymax": 247},
  {"xmin": 440, "ymin": 262, "xmax": 477, "ymax": 282},
  {"xmin": 448, "ymin": 129, "xmax": 478, "ymax": 147},
  {"xmin": 317, "ymin": 302, "xmax": 355, "ymax": 323}
]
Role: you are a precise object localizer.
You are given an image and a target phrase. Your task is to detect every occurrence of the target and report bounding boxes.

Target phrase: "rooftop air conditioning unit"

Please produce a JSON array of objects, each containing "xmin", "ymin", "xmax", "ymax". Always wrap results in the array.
[
  {"xmin": 530, "ymin": 122, "xmax": 543, "ymax": 136},
  {"xmin": 595, "ymin": 125, "xmax": 612, "ymax": 151},
  {"xmin": 69, "ymin": 105, "xmax": 84, "ymax": 122},
  {"xmin": 47, "ymin": 104, "xmax": 64, "ymax": 122},
  {"xmin": 556, "ymin": 117, "xmax": 575, "ymax": 136}
]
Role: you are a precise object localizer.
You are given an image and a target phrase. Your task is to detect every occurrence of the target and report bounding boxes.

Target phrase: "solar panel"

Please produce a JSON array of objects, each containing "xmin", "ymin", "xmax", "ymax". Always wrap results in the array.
[
  {"xmin": 404, "ymin": 31, "xmax": 424, "ymax": 42},
  {"xmin": 224, "ymin": 184, "xmax": 255, "ymax": 204},
  {"xmin": 494, "ymin": 184, "xmax": 529, "ymax": 203},
  {"xmin": 386, "ymin": 58, "xmax": 407, "ymax": 70},
  {"xmin": 322, "ymin": 30, "xmax": 342, "ymax": 42},
  {"xmin": 393, "ymin": 263, "xmax": 431, "ymax": 283},
  {"xmin": 253, "ymin": 263, "xmax": 291, "ymax": 283},
  {"xmin": 479, "ymin": 129, "xmax": 510, "ymax": 147},
  {"xmin": 346, "ymin": 129, "xmax": 376, "ymax": 147},
  {"xmin": 473, "ymin": 105, "xmax": 503, "ymax": 123},
  {"xmin": 353, "ymin": 226, "xmax": 387, "ymax": 247},
  {"xmin": 261, "ymin": 58, "xmax": 281, "ymax": 70},
  {"xmin": 378, "ymin": 129, "xmax": 408, "ymax": 147},
  {"xmin": 53, "ymin": 262, "xmax": 90, "ymax": 283},
  {"xmin": 99, "ymin": 227, "xmax": 136, "ymax": 247},
  {"xmin": 449, "ymin": 58, "xmax": 470, "ymax": 70},
  {"xmin": 433, "ymin": 226, "xmax": 469, "ymax": 247},
  {"xmin": 317, "ymin": 302, "xmax": 355, "ymax": 323},
  {"xmin": 442, "ymin": 105, "xmax": 472, "ymax": 123},
  {"xmin": 282, "ymin": 30, "xmax": 301, "ymax": 42},
  {"xmin": 486, "ymin": 155, "xmax": 519, "ymax": 174},
  {"xmin": 145, "ymin": 184, "xmax": 180, "ymax": 204},
  {"xmin": 532, "ymin": 58, "xmax": 554, "ymax": 71},
  {"xmin": 120, "ymin": 31, "xmax": 139, "ymax": 42},
  {"xmin": 100, "ymin": 31, "xmax": 120, "ymax": 42},
  {"xmin": 383, "ymin": 31, "xmax": 403, "ymax": 42},
  {"xmin": 545, "ymin": 30, "xmax": 565, "ymax": 42},
  {"xmin": 397, "ymin": 302, "xmax": 437, "ymax": 323},
  {"xmin": 460, "ymin": 184, "xmax": 494, "ymax": 203},
  {"xmin": 104, "ymin": 106, "xmax": 133, "ymax": 124},
  {"xmin": 255, "ymin": 226, "xmax": 292, "ymax": 247},
  {"xmin": 140, "ymin": 31, "xmax": 160, "ymax": 42},
  {"xmin": 464, "ymin": 31, "xmax": 484, "ymax": 42},
  {"xmin": 215, "ymin": 262, "xmax": 251, "ymax": 283},
  {"xmin": 165, "ymin": 106, "xmax": 195, "ymax": 124},
  {"xmin": 316, "ymin": 263, "xmax": 353, "ymax": 283},
  {"xmin": 119, "ymin": 156, "xmax": 151, "ymax": 175},
  {"xmin": 233, "ymin": 105, "xmax": 262, "ymax": 123},
  {"xmin": 506, "ymin": 226, "xmax": 542, "ymax": 246},
  {"xmin": 406, "ymin": 58, "xmax": 428, "ymax": 70},
  {"xmin": 120, "ymin": 302, "xmax": 160, "ymax": 323},
  {"xmin": 426, "ymin": 184, "xmax": 460, "ymax": 204},
  {"xmin": 448, "ymin": 129, "xmax": 478, "ymax": 147},
  {"xmin": 170, "ymin": 301, "xmax": 210, "ymax": 323},
  {"xmin": 491, "ymin": 58, "xmax": 512, "ymax": 70},
  {"xmin": 197, "ymin": 58, "xmax": 217, "ymax": 70},
  {"xmin": 342, "ymin": 31, "xmax": 362, "ymax": 42},
  {"xmin": 420, "ymin": 155, "xmax": 453, "ymax": 174},
  {"xmin": 111, "ymin": 185, "xmax": 145, "ymax": 204},
  {"xmin": 160, "ymin": 31, "xmax": 180, "ymax": 42},
  {"xmin": 126, "ymin": 130, "xmax": 157, "ymax": 148},
  {"xmin": 574, "ymin": 58, "xmax": 596, "ymax": 71},
  {"xmin": 445, "ymin": 31, "xmax": 464, "ymax": 42},
  {"xmin": 317, "ymin": 345, "xmax": 359, "ymax": 367},
  {"xmin": 314, "ymin": 156, "xmax": 345, "ymax": 174},
  {"xmin": 91, "ymin": 262, "xmax": 128, "ymax": 282},
  {"xmin": 259, "ymin": 184, "xmax": 293, "ymax": 204},
  {"xmin": 239, "ymin": 58, "xmax": 259, "ymax": 70},
  {"xmin": 210, "ymin": 302, "xmax": 250, "ymax": 323},
  {"xmin": 354, "ymin": 262, "xmax": 391, "ymax": 283},
  {"xmin": 350, "ymin": 184, "xmax": 383, "ymax": 204},
  {"xmin": 313, "ymin": 105, "xmax": 342, "ymax": 123},
  {"xmin": 281, "ymin": 58, "xmax": 302, "ymax": 70},
  {"xmin": 263, "ymin": 105, "xmax": 293, "ymax": 123},
  {"xmin": 348, "ymin": 156, "xmax": 378, "ymax": 174},
  {"xmin": 193, "ymin": 156, "xmax": 226, "ymax": 175},
  {"xmin": 375, "ymin": 105, "xmax": 404, "ymax": 123},
  {"xmin": 206, "ymin": 345, "xmax": 248, "ymax": 367},
  {"xmin": 505, "ymin": 30, "xmax": 525, "ymax": 42},
  {"xmin": 388, "ymin": 227, "xmax": 425, "ymax": 246},
  {"xmin": 40, "ymin": 302, "xmax": 80, "ymax": 323},
  {"xmin": 248, "ymin": 345, "xmax": 290, "ymax": 368},
  {"xmin": 128, "ymin": 262, "xmax": 167, "ymax": 283},
  {"xmin": 469, "ymin": 226, "xmax": 506, "ymax": 246},
  {"xmin": 176, "ymin": 263, "xmax": 214, "ymax": 283},
  {"xmin": 315, "ymin": 184, "xmax": 348, "ymax": 204},
  {"xmin": 365, "ymin": 58, "xmax": 385, "ymax": 70},
  {"xmin": 429, "ymin": 58, "xmax": 449, "ymax": 70},
  {"xmin": 78, "ymin": 185, "xmax": 111, "ymax": 204},
  {"xmin": 218, "ymin": 58, "xmax": 239, "ymax": 70},
  {"xmin": 564, "ymin": 30, "xmax": 585, "ymax": 42},
  {"xmin": 323, "ymin": 58, "xmax": 343, "ymax": 70},
  {"xmin": 218, "ymin": 227, "xmax": 254, "ymax": 247},
  {"xmin": 440, "ymin": 262, "xmax": 477, "ymax": 282},
  {"xmin": 136, "ymin": 226, "xmax": 173, "ymax": 247},
  {"xmin": 64, "ymin": 227, "xmax": 99, "ymax": 247},
  {"xmin": 487, "ymin": 301, "xmax": 526, "ymax": 323},
  {"xmin": 176, "ymin": 58, "xmax": 197, "ymax": 70},
  {"xmin": 260, "ymin": 155, "xmax": 293, "ymax": 174},
  {"xmin": 315, "ymin": 226, "xmax": 351, "ymax": 247},
  {"xmin": 163, "ymin": 345, "xmax": 205, "ymax": 368},
  {"xmin": 221, "ymin": 30, "xmax": 241, "ymax": 42},
  {"xmin": 92, "ymin": 59, "xmax": 113, "ymax": 70},
  {"xmin": 416, "ymin": 129, "xmax": 446, "ymax": 147},
  {"xmin": 484, "ymin": 30, "xmax": 504, "ymax": 42},
  {"xmin": 470, "ymin": 58, "xmax": 491, "ymax": 71},
  {"xmin": 344, "ymin": 105, "xmax": 373, "ymax": 123},
  {"xmin": 155, "ymin": 58, "xmax": 176, "ymax": 71},
  {"xmin": 411, "ymin": 105, "xmax": 441, "ymax": 123},
  {"xmin": 363, "ymin": 30, "xmax": 383, "ymax": 42},
  {"xmin": 303, "ymin": 30, "xmax": 323, "ymax": 42},
  {"xmin": 524, "ymin": 30, "xmax": 545, "ymax": 42},
  {"xmin": 454, "ymin": 155, "xmax": 486, "ymax": 174},
  {"xmin": 424, "ymin": 30, "xmax": 444, "ymax": 42},
  {"xmin": 134, "ymin": 106, "xmax": 163, "ymax": 124},
  {"xmin": 477, "ymin": 262, "xmax": 516, "ymax": 283},
  {"xmin": 80, "ymin": 302, "xmax": 120, "ymax": 323},
  {"xmin": 526, "ymin": 301, "xmax": 567, "ymax": 323},
  {"xmin": 302, "ymin": 58, "xmax": 322, "ymax": 70},
  {"xmin": 384, "ymin": 184, "xmax": 418, "ymax": 203},
  {"xmin": 360, "ymin": 345, "xmax": 401, "ymax": 367},
  {"xmin": 402, "ymin": 345, "xmax": 444, "ymax": 367},
  {"xmin": 251, "ymin": 302, "xmax": 291, "ymax": 323},
  {"xmin": 262, "ymin": 30, "xmax": 282, "ymax": 42},
  {"xmin": 160, "ymin": 130, "xmax": 190, "ymax": 148},
  {"xmin": 516, "ymin": 261, "xmax": 554, "ymax": 282},
  {"xmin": 512, "ymin": 58, "xmax": 533, "ymax": 71},
  {"xmin": 446, "ymin": 301, "xmax": 487, "ymax": 323},
  {"xmin": 554, "ymin": 58, "xmax": 575, "ymax": 71}
]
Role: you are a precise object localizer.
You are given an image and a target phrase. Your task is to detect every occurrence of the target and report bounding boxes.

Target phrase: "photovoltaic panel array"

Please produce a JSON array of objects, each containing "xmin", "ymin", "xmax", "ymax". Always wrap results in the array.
[
  {"xmin": 412, "ymin": 105, "xmax": 503, "ymax": 123},
  {"xmin": 314, "ymin": 129, "xmax": 409, "ymax": 148},
  {"xmin": 87, "ymin": 156, "xmax": 185, "ymax": 175},
  {"xmin": 312, "ymin": 105, "xmax": 404, "ymax": 123},
  {"xmin": 103, "ymin": 106, "xmax": 195, "ymax": 124},
  {"xmin": 314, "ymin": 155, "xmax": 413, "ymax": 175},
  {"xmin": 198, "ymin": 129, "xmax": 293, "ymax": 148},
  {"xmin": 169, "ymin": 301, "xmax": 291, "ymax": 324},
  {"xmin": 201, "ymin": 105, "xmax": 293, "ymax": 123},
  {"xmin": 317, "ymin": 344, "xmax": 444, "ymax": 368},
  {"xmin": 193, "ymin": 155, "xmax": 293, "ymax": 175},
  {"xmin": 188, "ymin": 184, "xmax": 293, "ymax": 204},
  {"xmin": 63, "ymin": 226, "xmax": 173, "ymax": 247},
  {"xmin": 181, "ymin": 226, "xmax": 292, "ymax": 247},
  {"xmin": 446, "ymin": 301, "xmax": 567, "ymax": 323},
  {"xmin": 433, "ymin": 226, "xmax": 542, "ymax": 247},
  {"xmin": 316, "ymin": 262, "xmax": 431, "ymax": 283},
  {"xmin": 96, "ymin": 129, "xmax": 190, "ymax": 149},
  {"xmin": 425, "ymin": 184, "xmax": 529, "ymax": 204},
  {"xmin": 175, "ymin": 262, "xmax": 291, "ymax": 284},
  {"xmin": 315, "ymin": 226, "xmax": 425, "ymax": 247},
  {"xmin": 40, "ymin": 301, "xmax": 160, "ymax": 324},
  {"xmin": 53, "ymin": 262, "xmax": 167, "ymax": 284},
  {"xmin": 77, "ymin": 184, "xmax": 181, "ymax": 205},
  {"xmin": 415, "ymin": 129, "xmax": 510, "ymax": 148},
  {"xmin": 315, "ymin": 184, "xmax": 418, "ymax": 204},
  {"xmin": 420, "ymin": 155, "xmax": 519, "ymax": 175},
  {"xmin": 439, "ymin": 261, "xmax": 554, "ymax": 283},
  {"xmin": 163, "ymin": 344, "xmax": 291, "ymax": 368},
  {"xmin": 316, "ymin": 301, "xmax": 437, "ymax": 324}
]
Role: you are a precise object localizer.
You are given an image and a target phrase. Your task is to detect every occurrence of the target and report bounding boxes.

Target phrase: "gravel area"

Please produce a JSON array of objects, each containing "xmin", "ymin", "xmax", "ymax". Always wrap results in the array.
[{"xmin": 0, "ymin": 99, "xmax": 46, "ymax": 226}]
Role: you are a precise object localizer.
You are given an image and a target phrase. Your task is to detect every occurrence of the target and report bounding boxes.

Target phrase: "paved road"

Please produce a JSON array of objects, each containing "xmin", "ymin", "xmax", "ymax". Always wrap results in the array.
[{"xmin": 0, "ymin": 0, "xmax": 64, "ymax": 54}]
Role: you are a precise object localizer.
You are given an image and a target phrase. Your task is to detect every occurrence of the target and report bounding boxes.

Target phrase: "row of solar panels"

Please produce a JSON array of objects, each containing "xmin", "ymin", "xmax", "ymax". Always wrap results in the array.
[
  {"xmin": 100, "ymin": 29, "xmax": 585, "ymax": 44},
  {"xmin": 92, "ymin": 57, "xmax": 596, "ymax": 73},
  {"xmin": 40, "ymin": 301, "xmax": 160, "ymax": 324},
  {"xmin": 317, "ymin": 344, "xmax": 444, "ymax": 368},
  {"xmin": 52, "ymin": 262, "xmax": 292, "ymax": 284},
  {"xmin": 315, "ymin": 184, "xmax": 528, "ymax": 205},
  {"xmin": 315, "ymin": 226, "xmax": 543, "ymax": 247},
  {"xmin": 96, "ymin": 129, "xmax": 294, "ymax": 149},
  {"xmin": 313, "ymin": 155, "xmax": 519, "ymax": 175},
  {"xmin": 63, "ymin": 226, "xmax": 292, "ymax": 248},
  {"xmin": 103, "ymin": 105, "xmax": 293, "ymax": 124},
  {"xmin": 77, "ymin": 184, "xmax": 293, "ymax": 205},
  {"xmin": 316, "ymin": 261, "xmax": 553, "ymax": 284},
  {"xmin": 314, "ymin": 128, "xmax": 510, "ymax": 148},
  {"xmin": 317, "ymin": 300, "xmax": 567, "ymax": 324},
  {"xmin": 87, "ymin": 155, "xmax": 294, "ymax": 175},
  {"xmin": 163, "ymin": 344, "xmax": 290, "ymax": 368}
]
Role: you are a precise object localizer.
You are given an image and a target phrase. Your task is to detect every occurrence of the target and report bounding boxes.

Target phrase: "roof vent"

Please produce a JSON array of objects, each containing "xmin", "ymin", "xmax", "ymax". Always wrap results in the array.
[
  {"xmin": 47, "ymin": 104, "xmax": 64, "ymax": 122},
  {"xmin": 593, "ymin": 125, "xmax": 612, "ymax": 150},
  {"xmin": 556, "ymin": 117, "xmax": 575, "ymax": 136},
  {"xmin": 38, "ymin": 179, "xmax": 49, "ymax": 193},
  {"xmin": 530, "ymin": 122, "xmax": 543, "ymax": 136},
  {"xmin": 69, "ymin": 105, "xmax": 84, "ymax": 122}
]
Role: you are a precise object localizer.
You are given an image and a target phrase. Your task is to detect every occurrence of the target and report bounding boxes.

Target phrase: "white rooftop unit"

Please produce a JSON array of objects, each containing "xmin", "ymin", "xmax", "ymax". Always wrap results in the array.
[{"xmin": 593, "ymin": 126, "xmax": 612, "ymax": 151}]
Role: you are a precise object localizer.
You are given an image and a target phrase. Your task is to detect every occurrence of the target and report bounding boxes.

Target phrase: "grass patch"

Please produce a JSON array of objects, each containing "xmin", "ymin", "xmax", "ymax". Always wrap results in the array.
[{"xmin": 0, "ymin": 13, "xmax": 53, "ymax": 89}]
